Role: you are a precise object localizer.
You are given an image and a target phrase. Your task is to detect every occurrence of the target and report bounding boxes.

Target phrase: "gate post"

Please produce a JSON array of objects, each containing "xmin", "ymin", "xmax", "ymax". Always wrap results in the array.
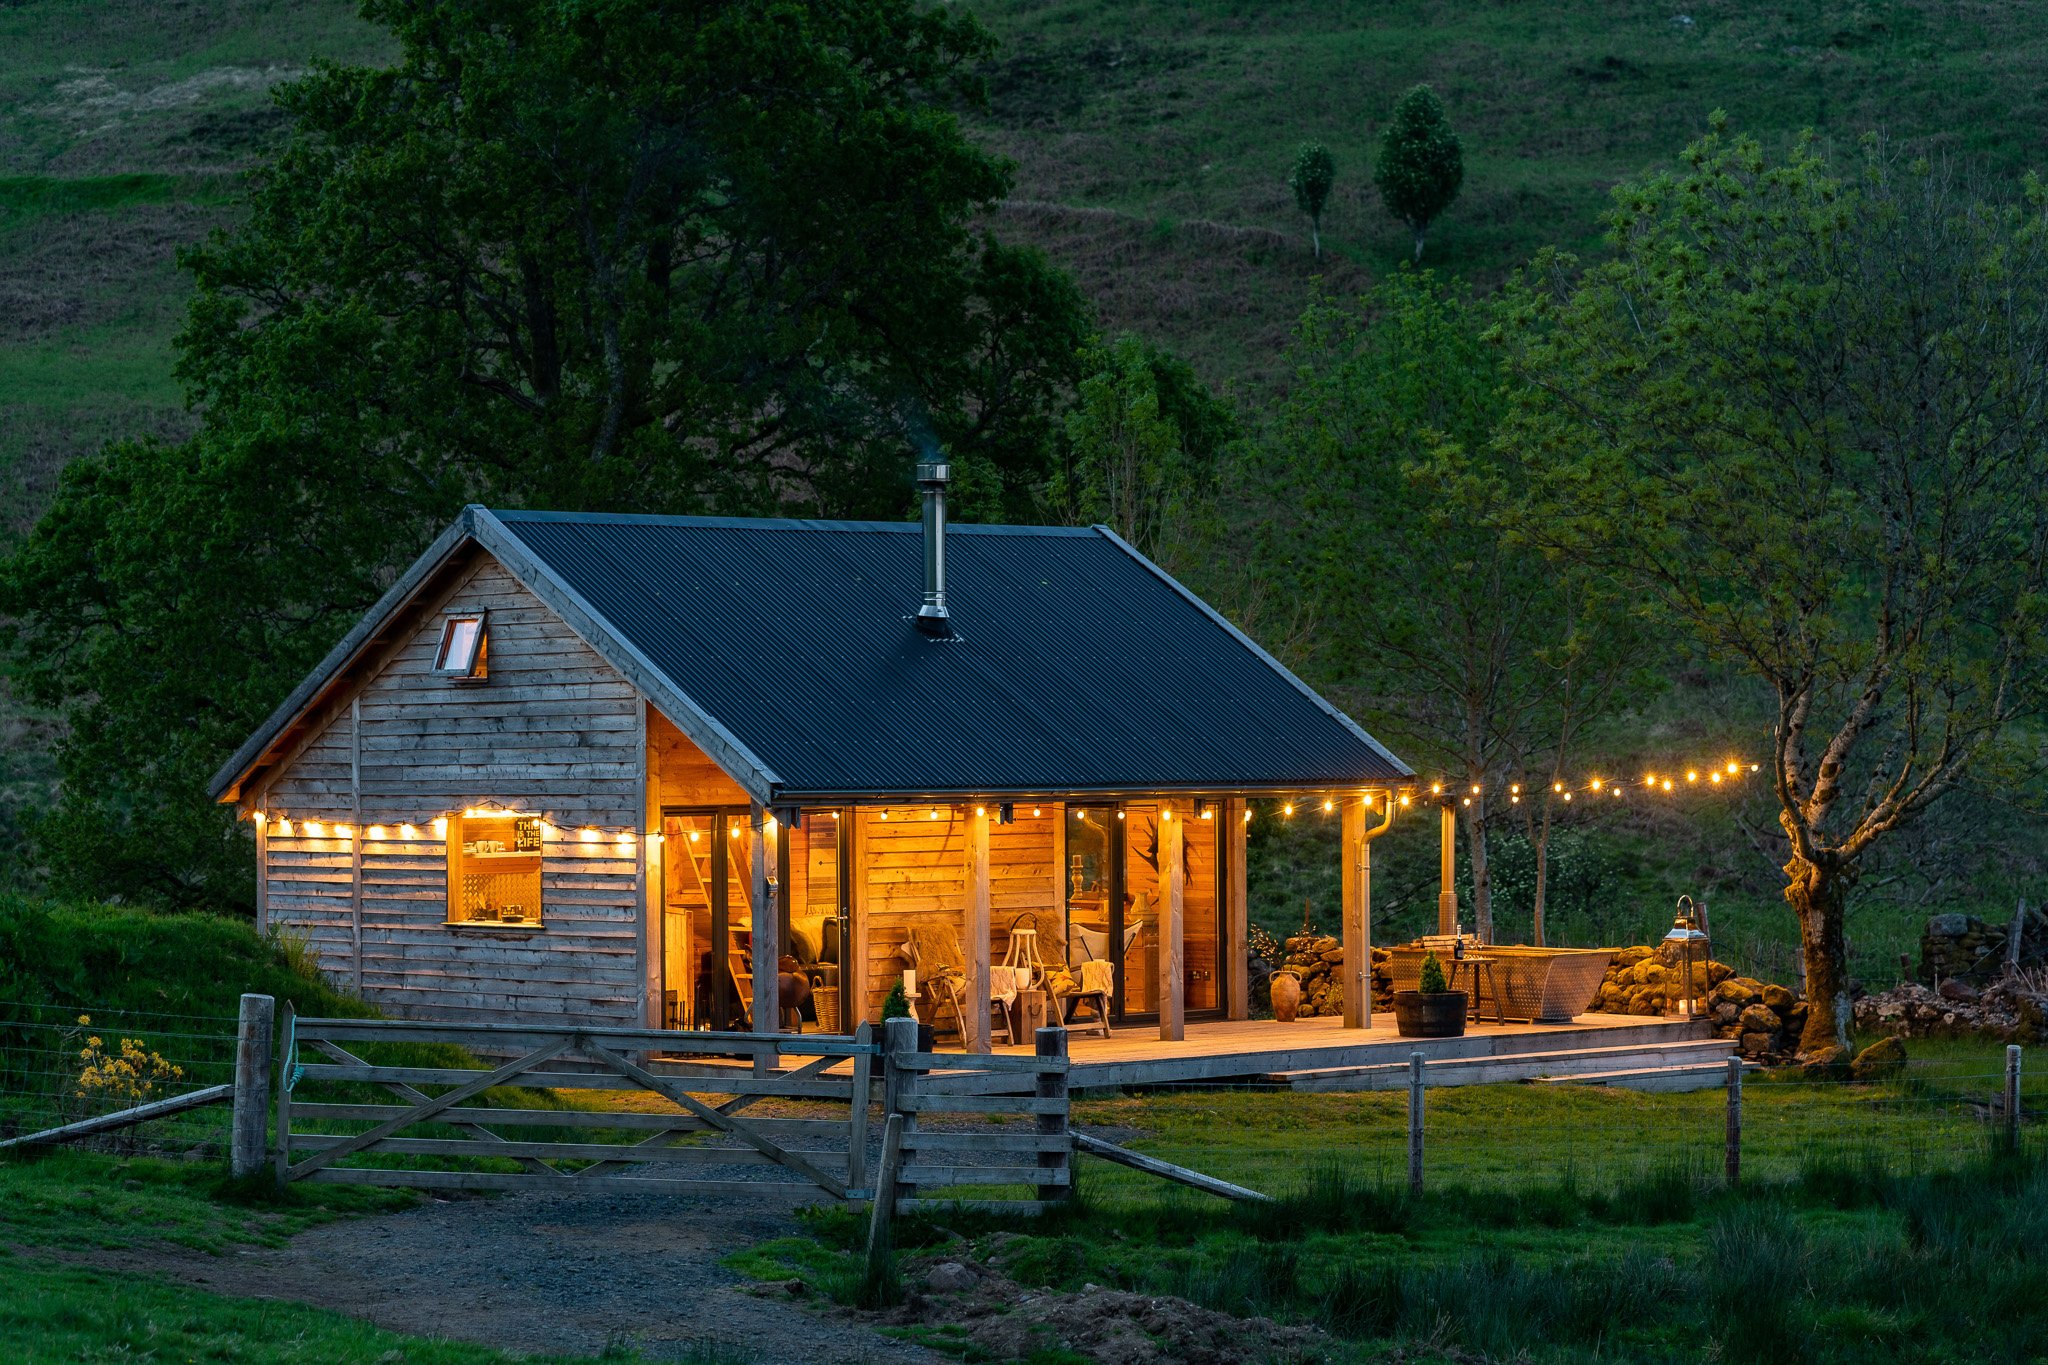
[
  {"xmin": 1036, "ymin": 1025, "xmax": 1071, "ymax": 1204},
  {"xmin": 880, "ymin": 1016, "xmax": 924, "ymax": 1209},
  {"xmin": 231, "ymin": 993, "xmax": 275, "ymax": 1180}
]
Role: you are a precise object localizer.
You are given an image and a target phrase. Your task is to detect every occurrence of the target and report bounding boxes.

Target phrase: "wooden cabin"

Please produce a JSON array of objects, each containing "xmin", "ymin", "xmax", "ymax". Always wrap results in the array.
[{"xmin": 210, "ymin": 484, "xmax": 1412, "ymax": 1048}]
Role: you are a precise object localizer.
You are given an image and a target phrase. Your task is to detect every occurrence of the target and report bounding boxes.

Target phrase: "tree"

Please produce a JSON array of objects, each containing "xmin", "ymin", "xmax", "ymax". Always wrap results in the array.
[
  {"xmin": 1374, "ymin": 85, "xmax": 1463, "ymax": 262},
  {"xmin": 1498, "ymin": 119, "xmax": 2048, "ymax": 1055},
  {"xmin": 1052, "ymin": 335, "xmax": 1236, "ymax": 559},
  {"xmin": 0, "ymin": 0, "xmax": 1092, "ymax": 912},
  {"xmin": 1289, "ymin": 142, "xmax": 1336, "ymax": 260},
  {"xmin": 1246, "ymin": 273, "xmax": 1652, "ymax": 944}
]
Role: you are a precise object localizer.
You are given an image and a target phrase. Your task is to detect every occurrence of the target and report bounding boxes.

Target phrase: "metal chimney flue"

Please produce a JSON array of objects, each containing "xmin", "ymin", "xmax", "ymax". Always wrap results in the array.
[{"xmin": 914, "ymin": 459, "xmax": 953, "ymax": 637}]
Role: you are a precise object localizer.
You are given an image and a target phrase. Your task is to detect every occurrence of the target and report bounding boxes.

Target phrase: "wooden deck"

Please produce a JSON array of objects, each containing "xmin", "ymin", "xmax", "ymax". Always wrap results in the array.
[{"xmin": 987, "ymin": 1012, "xmax": 1715, "ymax": 1089}]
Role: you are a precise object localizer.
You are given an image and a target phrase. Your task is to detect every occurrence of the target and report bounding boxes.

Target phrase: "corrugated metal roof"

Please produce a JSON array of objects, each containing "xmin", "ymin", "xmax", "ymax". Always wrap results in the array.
[{"xmin": 489, "ymin": 509, "xmax": 1410, "ymax": 799}]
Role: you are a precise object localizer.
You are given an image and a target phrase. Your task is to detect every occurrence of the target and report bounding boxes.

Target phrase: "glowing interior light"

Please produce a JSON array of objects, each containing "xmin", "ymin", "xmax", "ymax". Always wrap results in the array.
[{"xmin": 1201, "ymin": 807, "xmax": 1214, "ymax": 819}]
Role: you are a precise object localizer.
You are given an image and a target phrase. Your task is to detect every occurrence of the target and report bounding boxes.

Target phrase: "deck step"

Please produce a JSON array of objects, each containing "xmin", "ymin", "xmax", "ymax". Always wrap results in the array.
[
  {"xmin": 1533, "ymin": 1059, "xmax": 1756, "ymax": 1093},
  {"xmin": 1269, "ymin": 1039, "xmax": 1735, "ymax": 1093}
]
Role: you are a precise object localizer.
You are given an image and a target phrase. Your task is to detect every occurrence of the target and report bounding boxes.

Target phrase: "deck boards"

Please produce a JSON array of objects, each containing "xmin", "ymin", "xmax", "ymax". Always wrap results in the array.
[{"xmin": 992, "ymin": 1012, "xmax": 1709, "ymax": 1088}]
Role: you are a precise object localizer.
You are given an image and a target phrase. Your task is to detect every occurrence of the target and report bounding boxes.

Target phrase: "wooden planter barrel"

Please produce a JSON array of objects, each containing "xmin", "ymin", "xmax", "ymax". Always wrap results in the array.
[{"xmin": 1393, "ymin": 990, "xmax": 1468, "ymax": 1038}]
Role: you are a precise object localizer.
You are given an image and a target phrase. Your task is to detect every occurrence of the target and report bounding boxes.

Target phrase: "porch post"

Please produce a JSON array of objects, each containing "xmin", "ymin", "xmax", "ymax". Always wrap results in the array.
[
  {"xmin": 1437, "ymin": 801, "xmax": 1459, "ymax": 935},
  {"xmin": 966, "ymin": 804, "xmax": 992, "ymax": 1052},
  {"xmin": 1225, "ymin": 798, "xmax": 1248, "ymax": 1020},
  {"xmin": 1342, "ymin": 796, "xmax": 1366, "ymax": 1029},
  {"xmin": 750, "ymin": 802, "xmax": 777, "ymax": 1051},
  {"xmin": 1160, "ymin": 802, "xmax": 1186, "ymax": 1042}
]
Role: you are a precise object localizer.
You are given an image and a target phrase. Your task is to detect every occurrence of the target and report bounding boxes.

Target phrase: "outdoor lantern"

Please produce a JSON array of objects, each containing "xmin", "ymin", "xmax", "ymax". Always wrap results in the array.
[{"xmin": 1664, "ymin": 895, "xmax": 1710, "ymax": 1019}]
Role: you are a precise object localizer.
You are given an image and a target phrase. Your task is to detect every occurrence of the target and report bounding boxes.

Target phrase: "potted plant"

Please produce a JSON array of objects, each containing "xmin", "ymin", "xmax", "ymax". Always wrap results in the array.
[
  {"xmin": 881, "ymin": 980, "xmax": 935, "ymax": 1052},
  {"xmin": 1394, "ymin": 951, "xmax": 1467, "ymax": 1038}
]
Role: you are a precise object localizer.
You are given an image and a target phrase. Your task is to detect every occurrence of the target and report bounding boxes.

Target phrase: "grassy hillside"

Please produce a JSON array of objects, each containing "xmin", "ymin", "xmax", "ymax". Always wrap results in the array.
[
  {"xmin": 1, "ymin": 0, "xmax": 2042, "ymax": 958},
  {"xmin": 965, "ymin": 0, "xmax": 2048, "ymax": 384}
]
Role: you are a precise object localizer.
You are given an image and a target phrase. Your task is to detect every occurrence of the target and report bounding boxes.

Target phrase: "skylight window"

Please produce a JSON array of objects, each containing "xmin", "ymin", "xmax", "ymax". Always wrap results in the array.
[{"xmin": 434, "ymin": 615, "xmax": 487, "ymax": 680}]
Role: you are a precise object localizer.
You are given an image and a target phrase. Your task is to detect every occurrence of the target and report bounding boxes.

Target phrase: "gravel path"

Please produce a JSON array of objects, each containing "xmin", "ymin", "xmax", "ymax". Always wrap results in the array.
[{"xmin": 85, "ymin": 1188, "xmax": 943, "ymax": 1364}]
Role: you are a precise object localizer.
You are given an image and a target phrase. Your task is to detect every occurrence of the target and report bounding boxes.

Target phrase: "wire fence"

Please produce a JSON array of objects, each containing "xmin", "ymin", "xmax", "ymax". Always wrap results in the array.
[
  {"xmin": 0, "ymin": 1000, "xmax": 241, "ymax": 1159},
  {"xmin": 1067, "ymin": 1053, "xmax": 2040, "ymax": 1205}
]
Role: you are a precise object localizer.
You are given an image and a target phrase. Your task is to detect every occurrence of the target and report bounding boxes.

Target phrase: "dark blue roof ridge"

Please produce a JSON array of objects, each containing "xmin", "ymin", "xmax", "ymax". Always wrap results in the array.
[{"xmin": 485, "ymin": 505, "xmax": 1103, "ymax": 538}]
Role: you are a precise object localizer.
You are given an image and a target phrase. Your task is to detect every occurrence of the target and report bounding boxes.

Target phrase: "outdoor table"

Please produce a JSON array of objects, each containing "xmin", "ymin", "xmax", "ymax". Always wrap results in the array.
[{"xmin": 1448, "ymin": 956, "xmax": 1506, "ymax": 1024}]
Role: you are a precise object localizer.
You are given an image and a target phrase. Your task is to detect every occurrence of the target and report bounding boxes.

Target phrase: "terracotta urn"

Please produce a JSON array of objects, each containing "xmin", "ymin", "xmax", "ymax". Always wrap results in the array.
[{"xmin": 1270, "ymin": 971, "xmax": 1303, "ymax": 1023}]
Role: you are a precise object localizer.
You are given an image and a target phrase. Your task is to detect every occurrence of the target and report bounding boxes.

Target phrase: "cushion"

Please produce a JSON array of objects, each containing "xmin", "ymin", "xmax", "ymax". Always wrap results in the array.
[{"xmin": 789, "ymin": 916, "xmax": 825, "ymax": 964}]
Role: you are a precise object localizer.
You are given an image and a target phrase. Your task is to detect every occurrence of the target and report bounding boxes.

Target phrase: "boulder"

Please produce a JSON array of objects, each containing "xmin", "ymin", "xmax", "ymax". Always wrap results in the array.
[
  {"xmin": 1761, "ymin": 984, "xmax": 1797, "ymax": 1012},
  {"xmin": 1938, "ymin": 978, "xmax": 1981, "ymax": 1004},
  {"xmin": 1706, "ymin": 960, "xmax": 1735, "ymax": 987},
  {"xmin": 1798, "ymin": 1045, "xmax": 1850, "ymax": 1079},
  {"xmin": 1928, "ymin": 913, "xmax": 1975, "ymax": 938},
  {"xmin": 925, "ymin": 1262, "xmax": 978, "ymax": 1293},
  {"xmin": 1739, "ymin": 1031, "xmax": 1776, "ymax": 1057},
  {"xmin": 1737, "ymin": 1004, "xmax": 1782, "ymax": 1034},
  {"xmin": 1849, "ymin": 1035, "xmax": 1907, "ymax": 1082}
]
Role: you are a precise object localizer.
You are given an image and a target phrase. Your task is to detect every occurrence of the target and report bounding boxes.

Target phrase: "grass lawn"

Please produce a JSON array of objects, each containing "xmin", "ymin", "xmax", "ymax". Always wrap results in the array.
[{"xmin": 744, "ymin": 1037, "xmax": 2048, "ymax": 1363}]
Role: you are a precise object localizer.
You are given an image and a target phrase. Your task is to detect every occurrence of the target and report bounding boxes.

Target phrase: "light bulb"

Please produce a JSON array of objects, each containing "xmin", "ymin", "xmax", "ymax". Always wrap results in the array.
[{"xmin": 400, "ymin": 824, "xmax": 417, "ymax": 840}]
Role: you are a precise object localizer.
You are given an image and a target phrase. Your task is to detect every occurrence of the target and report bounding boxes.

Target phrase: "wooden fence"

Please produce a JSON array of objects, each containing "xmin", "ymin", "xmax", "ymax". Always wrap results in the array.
[
  {"xmin": 879, "ymin": 1017, "xmax": 1073, "ymax": 1216},
  {"xmin": 277, "ymin": 1008, "xmax": 881, "ymax": 1199}
]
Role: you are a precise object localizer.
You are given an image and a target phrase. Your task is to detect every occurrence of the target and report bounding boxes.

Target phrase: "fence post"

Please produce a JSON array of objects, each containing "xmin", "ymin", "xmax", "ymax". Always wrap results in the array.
[
  {"xmin": 1407, "ymin": 1051, "xmax": 1425, "ymax": 1197},
  {"xmin": 1724, "ymin": 1055, "xmax": 1743, "ymax": 1186},
  {"xmin": 231, "ymin": 993, "xmax": 275, "ymax": 1180},
  {"xmin": 2006, "ymin": 1044, "xmax": 2023, "ymax": 1154},
  {"xmin": 880, "ymin": 1016, "xmax": 924, "ymax": 1210},
  {"xmin": 273, "ymin": 1001, "xmax": 294, "ymax": 1187},
  {"xmin": 864, "ymin": 1112, "xmax": 905, "ymax": 1284},
  {"xmin": 1037, "ymin": 1025, "xmax": 1071, "ymax": 1205}
]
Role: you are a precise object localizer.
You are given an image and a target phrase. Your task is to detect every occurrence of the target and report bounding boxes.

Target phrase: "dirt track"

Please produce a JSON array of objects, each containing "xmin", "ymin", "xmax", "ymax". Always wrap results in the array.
[{"xmin": 54, "ymin": 1188, "xmax": 941, "ymax": 1364}]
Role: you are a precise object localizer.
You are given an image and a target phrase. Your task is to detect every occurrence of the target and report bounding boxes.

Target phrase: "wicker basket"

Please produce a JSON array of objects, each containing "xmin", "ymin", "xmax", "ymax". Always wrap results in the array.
[{"xmin": 814, "ymin": 987, "xmax": 842, "ymax": 1035}]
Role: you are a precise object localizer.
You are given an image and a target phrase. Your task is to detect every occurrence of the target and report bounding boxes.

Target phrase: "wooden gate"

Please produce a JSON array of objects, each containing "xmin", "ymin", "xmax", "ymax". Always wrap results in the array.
[{"xmin": 275, "ymin": 1009, "xmax": 878, "ymax": 1200}]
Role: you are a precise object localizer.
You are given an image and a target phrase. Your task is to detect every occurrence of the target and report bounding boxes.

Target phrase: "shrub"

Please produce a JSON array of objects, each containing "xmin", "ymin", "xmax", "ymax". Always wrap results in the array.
[{"xmin": 1419, "ymin": 951, "xmax": 1448, "ymax": 994}]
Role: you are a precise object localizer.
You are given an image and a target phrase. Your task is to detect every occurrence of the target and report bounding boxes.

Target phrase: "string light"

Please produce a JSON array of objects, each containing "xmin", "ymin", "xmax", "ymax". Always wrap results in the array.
[
  {"xmin": 1322, "ymin": 798, "xmax": 1334, "ymax": 813},
  {"xmin": 1283, "ymin": 802, "xmax": 1294, "ymax": 817},
  {"xmin": 369, "ymin": 825, "xmax": 386, "ymax": 840}
]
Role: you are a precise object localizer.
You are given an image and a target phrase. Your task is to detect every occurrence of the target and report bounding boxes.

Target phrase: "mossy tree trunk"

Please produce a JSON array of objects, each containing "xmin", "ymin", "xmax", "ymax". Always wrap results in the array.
[{"xmin": 1785, "ymin": 853, "xmax": 1852, "ymax": 1054}]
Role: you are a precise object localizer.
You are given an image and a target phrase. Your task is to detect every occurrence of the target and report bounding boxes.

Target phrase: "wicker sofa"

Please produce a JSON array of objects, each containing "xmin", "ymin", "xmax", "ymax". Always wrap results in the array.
[{"xmin": 1385, "ymin": 943, "xmax": 1614, "ymax": 1023}]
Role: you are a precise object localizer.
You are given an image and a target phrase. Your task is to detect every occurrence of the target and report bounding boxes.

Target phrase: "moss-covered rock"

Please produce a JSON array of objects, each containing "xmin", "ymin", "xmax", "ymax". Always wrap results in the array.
[{"xmin": 1849, "ymin": 1034, "xmax": 1907, "ymax": 1081}]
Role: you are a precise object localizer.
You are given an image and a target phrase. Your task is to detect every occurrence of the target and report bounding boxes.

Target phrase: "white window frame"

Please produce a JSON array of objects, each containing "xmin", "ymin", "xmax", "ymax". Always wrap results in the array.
[{"xmin": 434, "ymin": 614, "xmax": 487, "ymax": 680}]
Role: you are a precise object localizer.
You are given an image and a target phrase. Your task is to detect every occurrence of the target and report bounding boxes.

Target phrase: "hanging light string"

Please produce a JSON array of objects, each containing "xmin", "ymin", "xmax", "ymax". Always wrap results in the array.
[{"xmin": 1247, "ymin": 758, "xmax": 1761, "ymax": 821}]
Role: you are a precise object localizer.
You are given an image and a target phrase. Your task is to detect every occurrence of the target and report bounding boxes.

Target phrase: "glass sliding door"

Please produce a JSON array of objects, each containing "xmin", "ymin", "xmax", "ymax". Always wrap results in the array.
[
  {"xmin": 1119, "ymin": 805, "xmax": 1161, "ymax": 1019},
  {"xmin": 1184, "ymin": 811, "xmax": 1221, "ymax": 1014},
  {"xmin": 781, "ymin": 810, "xmax": 851, "ymax": 1033},
  {"xmin": 661, "ymin": 808, "xmax": 754, "ymax": 1032}
]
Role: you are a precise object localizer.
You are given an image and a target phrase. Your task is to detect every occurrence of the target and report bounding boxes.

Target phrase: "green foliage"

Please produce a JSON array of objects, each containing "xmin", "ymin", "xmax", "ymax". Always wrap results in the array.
[
  {"xmin": 1053, "ymin": 333, "xmax": 1236, "ymax": 557},
  {"xmin": 0, "ymin": 0, "xmax": 1093, "ymax": 911},
  {"xmin": 1418, "ymin": 950, "xmax": 1448, "ymax": 994},
  {"xmin": 1242, "ymin": 271, "xmax": 1656, "ymax": 940},
  {"xmin": 881, "ymin": 981, "xmax": 911, "ymax": 1020},
  {"xmin": 1287, "ymin": 140, "xmax": 1335, "ymax": 258},
  {"xmin": 0, "ymin": 895, "xmax": 364, "ymax": 1023},
  {"xmin": 1498, "ymin": 119, "xmax": 2048, "ymax": 1046},
  {"xmin": 1373, "ymin": 83, "xmax": 1463, "ymax": 261}
]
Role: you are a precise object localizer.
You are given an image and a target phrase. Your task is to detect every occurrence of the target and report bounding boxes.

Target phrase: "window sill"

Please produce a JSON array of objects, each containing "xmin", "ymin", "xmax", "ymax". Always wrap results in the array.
[{"xmin": 445, "ymin": 921, "xmax": 544, "ymax": 938}]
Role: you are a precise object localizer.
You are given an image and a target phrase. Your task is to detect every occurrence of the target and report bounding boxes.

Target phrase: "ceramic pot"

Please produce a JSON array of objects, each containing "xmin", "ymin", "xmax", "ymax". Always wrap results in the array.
[
  {"xmin": 1393, "ymin": 990, "xmax": 1468, "ymax": 1038},
  {"xmin": 1270, "ymin": 971, "xmax": 1303, "ymax": 1023}
]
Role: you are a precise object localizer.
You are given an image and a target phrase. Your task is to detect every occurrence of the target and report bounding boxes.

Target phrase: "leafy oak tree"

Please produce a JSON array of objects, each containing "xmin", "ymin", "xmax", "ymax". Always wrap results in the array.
[
  {"xmin": 1289, "ymin": 141, "xmax": 1336, "ymax": 260},
  {"xmin": 1248, "ymin": 273, "xmax": 1652, "ymax": 944},
  {"xmin": 0, "ymin": 0, "xmax": 1091, "ymax": 911},
  {"xmin": 1499, "ymin": 120, "xmax": 2048, "ymax": 1055},
  {"xmin": 1374, "ymin": 85, "xmax": 1463, "ymax": 262}
]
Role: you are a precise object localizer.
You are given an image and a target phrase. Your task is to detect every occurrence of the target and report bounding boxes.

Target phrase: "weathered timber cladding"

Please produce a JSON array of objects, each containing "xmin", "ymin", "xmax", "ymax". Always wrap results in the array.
[{"xmin": 262, "ymin": 556, "xmax": 643, "ymax": 1026}]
